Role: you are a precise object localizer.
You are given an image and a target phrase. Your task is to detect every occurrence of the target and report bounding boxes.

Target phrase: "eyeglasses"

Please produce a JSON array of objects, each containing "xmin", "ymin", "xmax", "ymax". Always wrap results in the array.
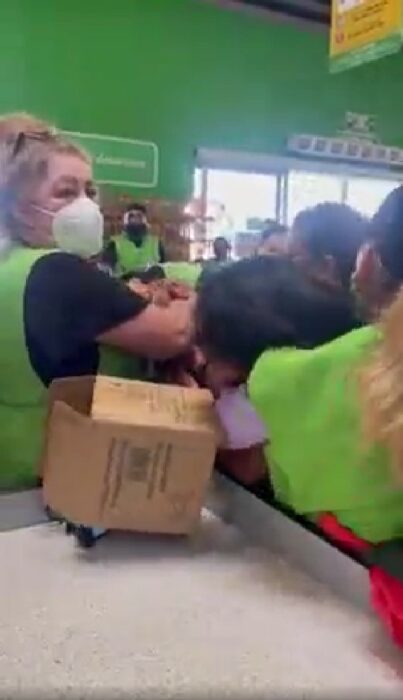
[{"xmin": 11, "ymin": 130, "xmax": 54, "ymax": 160}]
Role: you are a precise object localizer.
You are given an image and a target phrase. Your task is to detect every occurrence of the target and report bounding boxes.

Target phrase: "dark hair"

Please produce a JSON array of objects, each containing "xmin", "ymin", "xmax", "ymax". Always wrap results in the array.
[
  {"xmin": 367, "ymin": 186, "xmax": 403, "ymax": 283},
  {"xmin": 261, "ymin": 219, "xmax": 287, "ymax": 241},
  {"xmin": 125, "ymin": 202, "xmax": 147, "ymax": 215},
  {"xmin": 196, "ymin": 260, "xmax": 231, "ymax": 289},
  {"xmin": 213, "ymin": 236, "xmax": 230, "ymax": 249},
  {"xmin": 292, "ymin": 203, "xmax": 366, "ymax": 288},
  {"xmin": 196, "ymin": 256, "xmax": 360, "ymax": 373}
]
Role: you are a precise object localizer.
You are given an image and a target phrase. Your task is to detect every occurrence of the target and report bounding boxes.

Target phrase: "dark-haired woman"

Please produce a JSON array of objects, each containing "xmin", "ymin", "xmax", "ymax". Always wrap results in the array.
[{"xmin": 196, "ymin": 255, "xmax": 403, "ymax": 545}]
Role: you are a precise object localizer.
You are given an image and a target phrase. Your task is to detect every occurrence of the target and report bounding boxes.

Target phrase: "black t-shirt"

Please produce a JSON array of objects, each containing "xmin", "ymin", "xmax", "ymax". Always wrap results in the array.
[{"xmin": 24, "ymin": 253, "xmax": 147, "ymax": 387}]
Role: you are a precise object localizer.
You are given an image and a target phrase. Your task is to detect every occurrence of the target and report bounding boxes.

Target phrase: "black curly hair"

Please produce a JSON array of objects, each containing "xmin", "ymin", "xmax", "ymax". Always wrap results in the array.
[
  {"xmin": 292, "ymin": 202, "xmax": 367, "ymax": 289},
  {"xmin": 196, "ymin": 255, "xmax": 361, "ymax": 373},
  {"xmin": 368, "ymin": 186, "xmax": 403, "ymax": 285}
]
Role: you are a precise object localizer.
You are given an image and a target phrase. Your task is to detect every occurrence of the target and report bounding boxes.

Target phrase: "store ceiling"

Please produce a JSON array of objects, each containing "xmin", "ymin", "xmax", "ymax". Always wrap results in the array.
[{"xmin": 233, "ymin": 0, "xmax": 331, "ymax": 26}]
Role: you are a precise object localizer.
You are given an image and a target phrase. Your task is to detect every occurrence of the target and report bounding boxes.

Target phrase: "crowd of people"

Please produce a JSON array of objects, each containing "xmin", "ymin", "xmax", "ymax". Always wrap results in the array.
[{"xmin": 3, "ymin": 111, "xmax": 403, "ymax": 643}]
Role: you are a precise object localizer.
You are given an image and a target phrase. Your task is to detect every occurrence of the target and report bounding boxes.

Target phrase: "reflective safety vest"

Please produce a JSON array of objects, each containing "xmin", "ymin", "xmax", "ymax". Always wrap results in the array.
[
  {"xmin": 248, "ymin": 326, "xmax": 403, "ymax": 543},
  {"xmin": 113, "ymin": 232, "xmax": 160, "ymax": 276},
  {"xmin": 0, "ymin": 247, "xmax": 142, "ymax": 491}
]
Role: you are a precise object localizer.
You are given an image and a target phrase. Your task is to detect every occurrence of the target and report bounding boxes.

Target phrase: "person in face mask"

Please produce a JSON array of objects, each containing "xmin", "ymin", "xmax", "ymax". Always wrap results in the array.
[
  {"xmin": 35, "ymin": 193, "xmax": 104, "ymax": 260},
  {"xmin": 0, "ymin": 116, "xmax": 193, "ymax": 491},
  {"xmin": 103, "ymin": 203, "xmax": 165, "ymax": 277}
]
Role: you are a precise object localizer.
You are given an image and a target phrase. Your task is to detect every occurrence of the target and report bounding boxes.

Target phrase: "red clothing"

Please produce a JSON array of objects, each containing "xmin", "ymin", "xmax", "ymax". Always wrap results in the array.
[{"xmin": 319, "ymin": 513, "xmax": 403, "ymax": 648}]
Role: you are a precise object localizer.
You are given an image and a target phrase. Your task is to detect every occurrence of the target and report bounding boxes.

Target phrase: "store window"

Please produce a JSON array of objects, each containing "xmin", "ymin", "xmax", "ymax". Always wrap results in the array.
[
  {"xmin": 346, "ymin": 177, "xmax": 401, "ymax": 218},
  {"xmin": 287, "ymin": 171, "xmax": 344, "ymax": 225},
  {"xmin": 193, "ymin": 168, "xmax": 203, "ymax": 200},
  {"xmin": 193, "ymin": 157, "xmax": 402, "ymax": 245},
  {"xmin": 204, "ymin": 169, "xmax": 278, "ymax": 236}
]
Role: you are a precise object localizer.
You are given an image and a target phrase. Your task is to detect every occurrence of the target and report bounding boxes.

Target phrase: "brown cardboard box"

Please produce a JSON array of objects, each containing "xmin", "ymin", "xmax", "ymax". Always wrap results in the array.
[{"xmin": 42, "ymin": 376, "xmax": 219, "ymax": 535}]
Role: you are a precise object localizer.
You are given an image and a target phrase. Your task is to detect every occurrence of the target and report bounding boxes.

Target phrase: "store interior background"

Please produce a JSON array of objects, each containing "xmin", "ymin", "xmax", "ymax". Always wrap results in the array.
[{"xmin": 1, "ymin": 0, "xmax": 402, "ymax": 255}]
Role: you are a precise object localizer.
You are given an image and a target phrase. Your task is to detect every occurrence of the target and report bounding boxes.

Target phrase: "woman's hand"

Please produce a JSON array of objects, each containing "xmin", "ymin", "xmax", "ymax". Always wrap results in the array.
[
  {"xmin": 217, "ymin": 446, "xmax": 267, "ymax": 486},
  {"xmin": 107, "ymin": 277, "xmax": 196, "ymax": 360},
  {"xmin": 99, "ymin": 296, "xmax": 195, "ymax": 361},
  {"xmin": 127, "ymin": 279, "xmax": 152, "ymax": 301},
  {"xmin": 164, "ymin": 280, "xmax": 194, "ymax": 301},
  {"xmin": 156, "ymin": 346, "xmax": 204, "ymax": 389},
  {"xmin": 150, "ymin": 279, "xmax": 195, "ymax": 307},
  {"xmin": 127, "ymin": 278, "xmax": 194, "ymax": 308},
  {"xmin": 161, "ymin": 362, "xmax": 200, "ymax": 388}
]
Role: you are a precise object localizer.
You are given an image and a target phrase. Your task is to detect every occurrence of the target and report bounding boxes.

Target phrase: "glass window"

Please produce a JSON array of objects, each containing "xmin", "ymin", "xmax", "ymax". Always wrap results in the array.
[
  {"xmin": 205, "ymin": 169, "xmax": 278, "ymax": 237},
  {"xmin": 287, "ymin": 171, "xmax": 344, "ymax": 225},
  {"xmin": 346, "ymin": 178, "xmax": 401, "ymax": 218},
  {"xmin": 193, "ymin": 168, "xmax": 203, "ymax": 200},
  {"xmin": 193, "ymin": 159, "xmax": 402, "ymax": 243}
]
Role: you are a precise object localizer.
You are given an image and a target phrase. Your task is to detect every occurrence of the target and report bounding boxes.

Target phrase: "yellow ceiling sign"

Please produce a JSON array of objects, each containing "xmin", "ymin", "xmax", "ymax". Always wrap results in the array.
[{"xmin": 330, "ymin": 0, "xmax": 403, "ymax": 72}]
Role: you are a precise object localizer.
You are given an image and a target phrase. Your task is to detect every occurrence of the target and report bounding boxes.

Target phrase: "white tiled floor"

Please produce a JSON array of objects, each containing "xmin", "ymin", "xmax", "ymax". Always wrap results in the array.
[{"xmin": 1, "ymin": 511, "xmax": 403, "ymax": 696}]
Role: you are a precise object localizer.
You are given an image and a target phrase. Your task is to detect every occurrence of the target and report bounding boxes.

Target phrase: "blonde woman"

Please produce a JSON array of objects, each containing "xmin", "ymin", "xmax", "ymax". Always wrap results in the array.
[{"xmin": 0, "ymin": 114, "xmax": 192, "ymax": 490}]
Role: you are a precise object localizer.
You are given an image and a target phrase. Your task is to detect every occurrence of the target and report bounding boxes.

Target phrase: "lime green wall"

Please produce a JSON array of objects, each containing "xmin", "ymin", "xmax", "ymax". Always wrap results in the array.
[{"xmin": 0, "ymin": 0, "xmax": 402, "ymax": 199}]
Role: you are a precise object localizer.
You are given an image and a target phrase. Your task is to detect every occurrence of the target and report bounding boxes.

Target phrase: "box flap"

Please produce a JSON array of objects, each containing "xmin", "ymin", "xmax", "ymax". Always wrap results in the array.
[
  {"xmin": 92, "ymin": 377, "xmax": 219, "ymax": 437},
  {"xmin": 48, "ymin": 376, "xmax": 95, "ymax": 416},
  {"xmin": 39, "ymin": 376, "xmax": 96, "ymax": 479}
]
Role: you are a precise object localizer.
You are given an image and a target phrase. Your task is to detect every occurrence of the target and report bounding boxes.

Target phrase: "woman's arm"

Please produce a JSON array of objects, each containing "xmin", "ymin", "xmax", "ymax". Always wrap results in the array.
[
  {"xmin": 98, "ymin": 298, "xmax": 194, "ymax": 360},
  {"xmin": 25, "ymin": 253, "xmax": 194, "ymax": 378},
  {"xmin": 217, "ymin": 446, "xmax": 268, "ymax": 486}
]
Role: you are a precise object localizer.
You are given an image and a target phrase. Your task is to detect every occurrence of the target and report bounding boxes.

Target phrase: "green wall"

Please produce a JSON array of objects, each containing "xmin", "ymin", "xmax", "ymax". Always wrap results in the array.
[{"xmin": 0, "ymin": 0, "xmax": 402, "ymax": 200}]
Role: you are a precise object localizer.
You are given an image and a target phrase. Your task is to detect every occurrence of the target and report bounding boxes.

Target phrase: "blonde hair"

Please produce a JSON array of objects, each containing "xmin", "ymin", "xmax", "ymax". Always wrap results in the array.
[
  {"xmin": 0, "ymin": 112, "xmax": 90, "ymax": 250},
  {"xmin": 360, "ymin": 287, "xmax": 403, "ymax": 480},
  {"xmin": 0, "ymin": 112, "xmax": 56, "ymax": 141}
]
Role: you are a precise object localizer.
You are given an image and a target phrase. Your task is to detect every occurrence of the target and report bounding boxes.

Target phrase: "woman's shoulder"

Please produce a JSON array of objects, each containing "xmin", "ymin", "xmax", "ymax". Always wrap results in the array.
[
  {"xmin": 248, "ymin": 325, "xmax": 379, "ymax": 408},
  {"xmin": 29, "ymin": 250, "xmax": 91, "ymax": 276},
  {"xmin": 253, "ymin": 325, "xmax": 377, "ymax": 372},
  {"xmin": 26, "ymin": 251, "xmax": 147, "ymax": 323},
  {"xmin": 317, "ymin": 324, "xmax": 379, "ymax": 362},
  {"xmin": 26, "ymin": 250, "xmax": 94, "ymax": 289},
  {"xmin": 27, "ymin": 252, "xmax": 129, "ymax": 295}
]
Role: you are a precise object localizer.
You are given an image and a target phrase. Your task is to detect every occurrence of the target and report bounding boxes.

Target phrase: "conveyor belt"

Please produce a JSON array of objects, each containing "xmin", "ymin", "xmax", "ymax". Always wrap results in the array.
[
  {"xmin": 0, "ymin": 489, "xmax": 47, "ymax": 533},
  {"xmin": 0, "ymin": 479, "xmax": 369, "ymax": 611},
  {"xmin": 207, "ymin": 473, "xmax": 370, "ymax": 611}
]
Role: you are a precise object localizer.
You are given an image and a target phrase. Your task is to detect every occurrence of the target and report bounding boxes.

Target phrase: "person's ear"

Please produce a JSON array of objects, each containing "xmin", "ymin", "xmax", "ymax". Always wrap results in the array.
[{"xmin": 353, "ymin": 243, "xmax": 381, "ymax": 289}]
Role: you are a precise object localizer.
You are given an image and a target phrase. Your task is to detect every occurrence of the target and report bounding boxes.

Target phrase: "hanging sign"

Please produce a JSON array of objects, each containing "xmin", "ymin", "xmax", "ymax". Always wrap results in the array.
[
  {"xmin": 287, "ymin": 111, "xmax": 403, "ymax": 167},
  {"xmin": 330, "ymin": 0, "xmax": 403, "ymax": 73},
  {"xmin": 62, "ymin": 131, "xmax": 159, "ymax": 188}
]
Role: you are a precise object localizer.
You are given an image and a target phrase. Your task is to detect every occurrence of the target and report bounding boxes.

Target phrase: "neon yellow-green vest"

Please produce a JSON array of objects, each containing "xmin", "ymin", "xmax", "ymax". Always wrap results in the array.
[
  {"xmin": 0, "ymin": 246, "xmax": 142, "ymax": 491},
  {"xmin": 248, "ymin": 326, "xmax": 403, "ymax": 543},
  {"xmin": 162, "ymin": 262, "xmax": 202, "ymax": 288},
  {"xmin": 113, "ymin": 232, "xmax": 160, "ymax": 276}
]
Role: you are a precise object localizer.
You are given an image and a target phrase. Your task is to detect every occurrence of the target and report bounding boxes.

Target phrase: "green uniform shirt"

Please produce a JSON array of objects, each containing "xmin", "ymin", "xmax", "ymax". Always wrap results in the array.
[
  {"xmin": 162, "ymin": 262, "xmax": 202, "ymax": 288},
  {"xmin": 249, "ymin": 326, "xmax": 403, "ymax": 543},
  {"xmin": 0, "ymin": 246, "xmax": 143, "ymax": 491},
  {"xmin": 113, "ymin": 232, "xmax": 160, "ymax": 276}
]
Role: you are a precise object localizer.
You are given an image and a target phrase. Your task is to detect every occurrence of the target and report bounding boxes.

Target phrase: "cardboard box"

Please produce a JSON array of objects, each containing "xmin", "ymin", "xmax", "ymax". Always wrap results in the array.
[{"xmin": 42, "ymin": 376, "xmax": 220, "ymax": 535}]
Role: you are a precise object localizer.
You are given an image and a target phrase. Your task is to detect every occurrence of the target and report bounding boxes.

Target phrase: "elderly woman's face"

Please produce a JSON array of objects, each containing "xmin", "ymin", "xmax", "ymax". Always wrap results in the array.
[{"xmin": 22, "ymin": 153, "xmax": 97, "ymax": 247}]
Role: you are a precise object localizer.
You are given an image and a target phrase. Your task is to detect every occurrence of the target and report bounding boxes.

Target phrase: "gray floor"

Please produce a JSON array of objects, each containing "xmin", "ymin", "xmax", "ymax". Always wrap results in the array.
[{"xmin": 1, "ymin": 508, "xmax": 403, "ymax": 696}]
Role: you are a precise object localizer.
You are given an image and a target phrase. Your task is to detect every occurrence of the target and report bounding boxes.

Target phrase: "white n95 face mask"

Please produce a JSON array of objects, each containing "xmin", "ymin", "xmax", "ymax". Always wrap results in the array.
[{"xmin": 42, "ymin": 196, "xmax": 104, "ymax": 259}]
